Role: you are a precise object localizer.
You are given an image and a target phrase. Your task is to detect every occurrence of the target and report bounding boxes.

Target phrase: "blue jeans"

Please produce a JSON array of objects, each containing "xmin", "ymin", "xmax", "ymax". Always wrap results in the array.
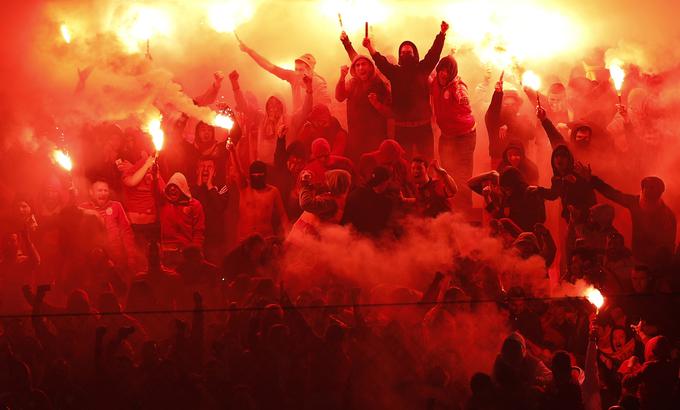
[{"xmin": 439, "ymin": 130, "xmax": 477, "ymax": 210}]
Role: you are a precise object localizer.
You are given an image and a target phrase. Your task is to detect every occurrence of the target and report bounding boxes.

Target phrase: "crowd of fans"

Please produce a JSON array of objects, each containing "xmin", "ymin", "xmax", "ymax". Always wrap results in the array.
[{"xmin": 1, "ymin": 20, "xmax": 678, "ymax": 410}]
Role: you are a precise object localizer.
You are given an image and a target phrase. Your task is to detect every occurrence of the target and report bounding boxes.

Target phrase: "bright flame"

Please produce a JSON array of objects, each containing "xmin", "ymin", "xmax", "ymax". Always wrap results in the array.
[
  {"xmin": 585, "ymin": 287, "xmax": 604, "ymax": 310},
  {"xmin": 145, "ymin": 117, "xmax": 165, "ymax": 151},
  {"xmin": 608, "ymin": 60, "xmax": 625, "ymax": 92},
  {"xmin": 115, "ymin": 5, "xmax": 172, "ymax": 53},
  {"xmin": 213, "ymin": 114, "xmax": 234, "ymax": 130},
  {"xmin": 52, "ymin": 149, "xmax": 73, "ymax": 172},
  {"xmin": 207, "ymin": 1, "xmax": 255, "ymax": 33},
  {"xmin": 60, "ymin": 24, "xmax": 71, "ymax": 44},
  {"xmin": 443, "ymin": 1, "xmax": 581, "ymax": 69},
  {"xmin": 521, "ymin": 70, "xmax": 541, "ymax": 91},
  {"xmin": 320, "ymin": 0, "xmax": 390, "ymax": 33}
]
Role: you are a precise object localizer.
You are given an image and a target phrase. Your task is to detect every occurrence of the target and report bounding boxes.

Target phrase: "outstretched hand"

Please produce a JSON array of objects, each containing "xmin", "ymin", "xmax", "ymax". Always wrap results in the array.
[
  {"xmin": 440, "ymin": 21, "xmax": 449, "ymax": 34},
  {"xmin": 536, "ymin": 106, "xmax": 547, "ymax": 121},
  {"xmin": 340, "ymin": 31, "xmax": 348, "ymax": 42},
  {"xmin": 573, "ymin": 161, "xmax": 592, "ymax": 182}
]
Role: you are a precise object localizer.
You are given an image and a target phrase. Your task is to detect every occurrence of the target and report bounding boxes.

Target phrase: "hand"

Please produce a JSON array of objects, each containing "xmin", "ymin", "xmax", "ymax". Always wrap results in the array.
[
  {"xmin": 362, "ymin": 37, "xmax": 372, "ymax": 50},
  {"xmin": 498, "ymin": 125, "xmax": 508, "ymax": 140},
  {"xmin": 573, "ymin": 161, "xmax": 592, "ymax": 182},
  {"xmin": 340, "ymin": 65, "xmax": 349, "ymax": 77},
  {"xmin": 526, "ymin": 185, "xmax": 540, "ymax": 195},
  {"xmin": 238, "ymin": 41, "xmax": 249, "ymax": 53},
  {"xmin": 302, "ymin": 75, "xmax": 313, "ymax": 93},
  {"xmin": 536, "ymin": 106, "xmax": 547, "ymax": 121},
  {"xmin": 229, "ymin": 70, "xmax": 239, "ymax": 84},
  {"xmin": 495, "ymin": 80, "xmax": 503, "ymax": 93},
  {"xmin": 440, "ymin": 21, "xmax": 449, "ymax": 34},
  {"xmin": 340, "ymin": 31, "xmax": 348, "ymax": 42},
  {"xmin": 213, "ymin": 71, "xmax": 224, "ymax": 85},
  {"xmin": 616, "ymin": 104, "xmax": 628, "ymax": 119},
  {"xmin": 116, "ymin": 159, "xmax": 133, "ymax": 173},
  {"xmin": 431, "ymin": 159, "xmax": 446, "ymax": 175},
  {"xmin": 367, "ymin": 92, "xmax": 379, "ymax": 106}
]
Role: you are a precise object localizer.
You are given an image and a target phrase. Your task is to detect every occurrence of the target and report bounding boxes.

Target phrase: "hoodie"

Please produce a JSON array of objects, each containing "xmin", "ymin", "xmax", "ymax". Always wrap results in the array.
[
  {"xmin": 496, "ymin": 140, "xmax": 539, "ymax": 186},
  {"xmin": 371, "ymin": 34, "xmax": 446, "ymax": 123},
  {"xmin": 499, "ymin": 167, "xmax": 546, "ymax": 232},
  {"xmin": 160, "ymin": 173, "xmax": 205, "ymax": 251},
  {"xmin": 430, "ymin": 56, "xmax": 475, "ymax": 137},
  {"xmin": 336, "ymin": 54, "xmax": 390, "ymax": 160}
]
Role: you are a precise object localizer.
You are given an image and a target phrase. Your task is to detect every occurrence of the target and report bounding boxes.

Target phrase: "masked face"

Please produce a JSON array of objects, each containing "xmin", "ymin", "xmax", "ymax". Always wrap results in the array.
[
  {"xmin": 553, "ymin": 154, "xmax": 570, "ymax": 175},
  {"xmin": 354, "ymin": 59, "xmax": 372, "ymax": 80},
  {"xmin": 311, "ymin": 112, "xmax": 331, "ymax": 129},
  {"xmin": 250, "ymin": 173, "xmax": 266, "ymax": 190},
  {"xmin": 166, "ymin": 185, "xmax": 182, "ymax": 203},
  {"xmin": 507, "ymin": 148, "xmax": 522, "ymax": 168},
  {"xmin": 399, "ymin": 44, "xmax": 417, "ymax": 66},
  {"xmin": 90, "ymin": 182, "xmax": 110, "ymax": 207}
]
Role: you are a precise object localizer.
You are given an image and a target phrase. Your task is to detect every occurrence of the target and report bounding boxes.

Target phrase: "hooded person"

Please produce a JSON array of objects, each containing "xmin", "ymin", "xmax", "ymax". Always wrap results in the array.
[
  {"xmin": 579, "ymin": 203, "xmax": 617, "ymax": 252},
  {"xmin": 496, "ymin": 140, "xmax": 539, "ymax": 186},
  {"xmin": 336, "ymin": 54, "xmax": 391, "ymax": 161},
  {"xmin": 493, "ymin": 332, "xmax": 552, "ymax": 399},
  {"xmin": 159, "ymin": 173, "xmax": 206, "ymax": 266},
  {"xmin": 358, "ymin": 139, "xmax": 410, "ymax": 194},
  {"xmin": 303, "ymin": 138, "xmax": 354, "ymax": 186},
  {"xmin": 297, "ymin": 104, "xmax": 348, "ymax": 156},
  {"xmin": 431, "ymin": 55, "xmax": 477, "ymax": 211},
  {"xmin": 238, "ymin": 39, "xmax": 331, "ymax": 111},
  {"xmin": 363, "ymin": 21, "xmax": 449, "ymax": 159},
  {"xmin": 272, "ymin": 136, "xmax": 308, "ymax": 221},
  {"xmin": 485, "ymin": 79, "xmax": 539, "ymax": 168},
  {"xmin": 498, "ymin": 166, "xmax": 546, "ymax": 232},
  {"xmin": 342, "ymin": 165, "xmax": 395, "ymax": 237}
]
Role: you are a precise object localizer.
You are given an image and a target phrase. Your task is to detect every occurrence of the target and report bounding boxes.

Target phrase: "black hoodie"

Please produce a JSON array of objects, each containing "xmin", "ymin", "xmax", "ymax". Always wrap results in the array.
[
  {"xmin": 497, "ymin": 140, "xmax": 539, "ymax": 185},
  {"xmin": 370, "ymin": 34, "xmax": 445, "ymax": 123}
]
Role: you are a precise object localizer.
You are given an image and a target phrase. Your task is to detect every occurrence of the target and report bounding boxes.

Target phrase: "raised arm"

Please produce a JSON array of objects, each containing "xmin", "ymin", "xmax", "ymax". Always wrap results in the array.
[
  {"xmin": 467, "ymin": 171, "xmax": 498, "ymax": 196},
  {"xmin": 537, "ymin": 107, "xmax": 566, "ymax": 148},
  {"xmin": 421, "ymin": 21, "xmax": 448, "ymax": 73},
  {"xmin": 229, "ymin": 70, "xmax": 254, "ymax": 117},
  {"xmin": 121, "ymin": 154, "xmax": 155, "ymax": 187},
  {"xmin": 239, "ymin": 41, "xmax": 294, "ymax": 82},
  {"xmin": 340, "ymin": 31, "xmax": 359, "ymax": 61},
  {"xmin": 485, "ymin": 85, "xmax": 503, "ymax": 138},
  {"xmin": 364, "ymin": 37, "xmax": 398, "ymax": 80},
  {"xmin": 274, "ymin": 131, "xmax": 288, "ymax": 171},
  {"xmin": 590, "ymin": 174, "xmax": 637, "ymax": 209},
  {"xmin": 432, "ymin": 160, "xmax": 457, "ymax": 197},
  {"xmin": 272, "ymin": 186, "xmax": 290, "ymax": 234},
  {"xmin": 298, "ymin": 174, "xmax": 337, "ymax": 215}
]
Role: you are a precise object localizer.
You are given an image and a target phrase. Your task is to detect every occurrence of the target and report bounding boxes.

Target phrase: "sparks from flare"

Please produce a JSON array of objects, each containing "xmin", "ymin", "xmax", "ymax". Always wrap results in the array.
[
  {"xmin": 213, "ymin": 113, "xmax": 234, "ymax": 130},
  {"xmin": 207, "ymin": 1, "xmax": 256, "ymax": 33},
  {"xmin": 608, "ymin": 60, "xmax": 625, "ymax": 94},
  {"xmin": 585, "ymin": 287, "xmax": 604, "ymax": 312},
  {"xmin": 145, "ymin": 117, "xmax": 165, "ymax": 152},
  {"xmin": 52, "ymin": 149, "xmax": 73, "ymax": 172},
  {"xmin": 521, "ymin": 70, "xmax": 541, "ymax": 91},
  {"xmin": 60, "ymin": 24, "xmax": 71, "ymax": 44},
  {"xmin": 115, "ymin": 5, "xmax": 172, "ymax": 53}
]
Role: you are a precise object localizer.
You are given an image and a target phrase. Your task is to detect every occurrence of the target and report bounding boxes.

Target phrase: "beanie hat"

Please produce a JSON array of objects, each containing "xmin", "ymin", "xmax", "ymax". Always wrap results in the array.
[{"xmin": 311, "ymin": 138, "xmax": 331, "ymax": 159}]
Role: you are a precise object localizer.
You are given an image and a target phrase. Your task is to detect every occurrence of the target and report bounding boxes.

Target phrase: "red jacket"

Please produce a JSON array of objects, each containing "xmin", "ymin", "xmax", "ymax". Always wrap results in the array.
[
  {"xmin": 160, "ymin": 173, "xmax": 206, "ymax": 250},
  {"xmin": 431, "ymin": 76, "xmax": 475, "ymax": 137},
  {"xmin": 79, "ymin": 200, "xmax": 135, "ymax": 265}
]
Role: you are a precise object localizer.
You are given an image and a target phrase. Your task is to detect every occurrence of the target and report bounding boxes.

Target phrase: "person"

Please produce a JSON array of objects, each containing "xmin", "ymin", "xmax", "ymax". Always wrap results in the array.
[
  {"xmin": 190, "ymin": 158, "xmax": 230, "ymax": 263},
  {"xmin": 302, "ymin": 138, "xmax": 354, "ymax": 186},
  {"xmin": 335, "ymin": 54, "xmax": 391, "ymax": 161},
  {"xmin": 159, "ymin": 172, "xmax": 205, "ymax": 267},
  {"xmin": 297, "ymin": 104, "xmax": 348, "ymax": 156},
  {"xmin": 363, "ymin": 21, "xmax": 449, "ymax": 158},
  {"xmin": 175, "ymin": 246, "xmax": 220, "ymax": 309},
  {"xmin": 184, "ymin": 119, "xmax": 240, "ymax": 186},
  {"xmin": 229, "ymin": 145, "xmax": 290, "ymax": 241},
  {"xmin": 585, "ymin": 172, "xmax": 676, "ymax": 270},
  {"xmin": 540, "ymin": 351, "xmax": 585, "ymax": 410},
  {"xmin": 230, "ymin": 71, "xmax": 313, "ymax": 163},
  {"xmin": 622, "ymin": 336, "xmax": 677, "ymax": 410},
  {"xmin": 537, "ymin": 106, "xmax": 603, "ymax": 164},
  {"xmin": 238, "ymin": 41, "xmax": 330, "ymax": 110},
  {"xmin": 342, "ymin": 166, "xmax": 394, "ymax": 237},
  {"xmin": 497, "ymin": 166, "xmax": 546, "ymax": 232},
  {"xmin": 358, "ymin": 139, "xmax": 410, "ymax": 194},
  {"xmin": 79, "ymin": 180, "xmax": 136, "ymax": 269},
  {"xmin": 271, "ymin": 130, "xmax": 307, "ymax": 221},
  {"xmin": 485, "ymin": 77, "xmax": 538, "ymax": 168},
  {"xmin": 496, "ymin": 140, "xmax": 539, "ymax": 186},
  {"xmin": 405, "ymin": 158, "xmax": 458, "ymax": 218},
  {"xmin": 289, "ymin": 169, "xmax": 352, "ymax": 239},
  {"xmin": 431, "ymin": 55, "xmax": 477, "ymax": 210}
]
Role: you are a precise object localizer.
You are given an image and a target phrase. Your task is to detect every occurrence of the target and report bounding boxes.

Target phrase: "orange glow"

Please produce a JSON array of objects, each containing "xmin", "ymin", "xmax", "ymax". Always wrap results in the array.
[
  {"xmin": 145, "ymin": 117, "xmax": 165, "ymax": 152},
  {"xmin": 585, "ymin": 287, "xmax": 604, "ymax": 310},
  {"xmin": 60, "ymin": 24, "xmax": 71, "ymax": 44},
  {"xmin": 521, "ymin": 70, "xmax": 541, "ymax": 91},
  {"xmin": 320, "ymin": 0, "xmax": 390, "ymax": 33},
  {"xmin": 206, "ymin": 1, "xmax": 255, "ymax": 33},
  {"xmin": 115, "ymin": 5, "xmax": 172, "ymax": 53},
  {"xmin": 52, "ymin": 149, "xmax": 73, "ymax": 171},
  {"xmin": 213, "ymin": 113, "xmax": 234, "ymax": 130},
  {"xmin": 608, "ymin": 60, "xmax": 625, "ymax": 93}
]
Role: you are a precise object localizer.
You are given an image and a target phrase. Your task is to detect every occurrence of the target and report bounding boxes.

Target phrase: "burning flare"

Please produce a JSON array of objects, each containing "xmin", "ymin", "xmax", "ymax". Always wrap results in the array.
[
  {"xmin": 213, "ymin": 113, "xmax": 234, "ymax": 130},
  {"xmin": 521, "ymin": 70, "xmax": 541, "ymax": 91},
  {"xmin": 321, "ymin": 0, "xmax": 390, "ymax": 33},
  {"xmin": 60, "ymin": 24, "xmax": 71, "ymax": 44},
  {"xmin": 207, "ymin": 1, "xmax": 255, "ymax": 33},
  {"xmin": 115, "ymin": 5, "xmax": 172, "ymax": 53},
  {"xmin": 585, "ymin": 287, "xmax": 604, "ymax": 311},
  {"xmin": 52, "ymin": 149, "xmax": 73, "ymax": 172},
  {"xmin": 608, "ymin": 60, "xmax": 625, "ymax": 93},
  {"xmin": 146, "ymin": 117, "xmax": 165, "ymax": 152}
]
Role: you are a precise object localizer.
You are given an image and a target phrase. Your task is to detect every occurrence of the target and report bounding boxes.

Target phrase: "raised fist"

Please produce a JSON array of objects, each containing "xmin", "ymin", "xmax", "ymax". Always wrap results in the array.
[
  {"xmin": 229, "ymin": 70, "xmax": 239, "ymax": 82},
  {"xmin": 441, "ymin": 21, "xmax": 449, "ymax": 34},
  {"xmin": 340, "ymin": 65, "xmax": 349, "ymax": 77}
]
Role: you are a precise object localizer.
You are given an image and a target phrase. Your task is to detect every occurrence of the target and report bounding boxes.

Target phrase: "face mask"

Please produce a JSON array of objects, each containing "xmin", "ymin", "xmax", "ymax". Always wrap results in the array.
[
  {"xmin": 250, "ymin": 175, "xmax": 266, "ymax": 189},
  {"xmin": 399, "ymin": 54, "xmax": 417, "ymax": 67}
]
